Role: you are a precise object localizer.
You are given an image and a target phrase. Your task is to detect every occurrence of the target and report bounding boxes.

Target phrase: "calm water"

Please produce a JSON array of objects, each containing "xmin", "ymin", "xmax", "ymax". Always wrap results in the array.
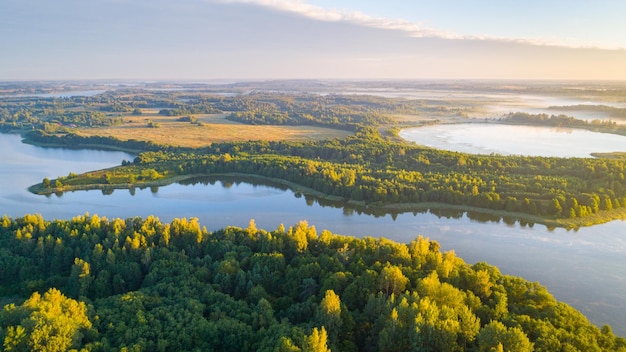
[
  {"xmin": 0, "ymin": 90, "xmax": 107, "ymax": 98},
  {"xmin": 400, "ymin": 123, "xmax": 626, "ymax": 157},
  {"xmin": 1, "ymin": 133, "xmax": 626, "ymax": 335}
]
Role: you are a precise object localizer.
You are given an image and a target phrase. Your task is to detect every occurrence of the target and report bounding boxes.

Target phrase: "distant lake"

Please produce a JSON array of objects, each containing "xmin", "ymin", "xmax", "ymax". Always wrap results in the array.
[
  {"xmin": 1, "ymin": 132, "xmax": 626, "ymax": 335},
  {"xmin": 400, "ymin": 123, "xmax": 626, "ymax": 157},
  {"xmin": 0, "ymin": 90, "xmax": 107, "ymax": 98}
]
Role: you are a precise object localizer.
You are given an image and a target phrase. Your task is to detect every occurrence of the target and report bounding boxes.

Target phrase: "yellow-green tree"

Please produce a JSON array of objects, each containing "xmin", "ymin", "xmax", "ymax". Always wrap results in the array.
[
  {"xmin": 302, "ymin": 327, "xmax": 331, "ymax": 352},
  {"xmin": 378, "ymin": 264, "xmax": 409, "ymax": 296},
  {"xmin": 316, "ymin": 290, "xmax": 342, "ymax": 348},
  {"xmin": 478, "ymin": 320, "xmax": 533, "ymax": 352},
  {"xmin": 2, "ymin": 288, "xmax": 92, "ymax": 352}
]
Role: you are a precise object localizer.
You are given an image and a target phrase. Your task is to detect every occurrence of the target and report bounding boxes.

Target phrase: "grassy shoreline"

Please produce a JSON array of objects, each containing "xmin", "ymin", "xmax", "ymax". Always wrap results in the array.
[{"xmin": 28, "ymin": 172, "xmax": 626, "ymax": 229}]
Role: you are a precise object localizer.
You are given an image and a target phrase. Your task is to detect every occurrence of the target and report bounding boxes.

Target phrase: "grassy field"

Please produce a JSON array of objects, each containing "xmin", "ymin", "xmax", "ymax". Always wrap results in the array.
[{"xmin": 77, "ymin": 112, "xmax": 351, "ymax": 148}]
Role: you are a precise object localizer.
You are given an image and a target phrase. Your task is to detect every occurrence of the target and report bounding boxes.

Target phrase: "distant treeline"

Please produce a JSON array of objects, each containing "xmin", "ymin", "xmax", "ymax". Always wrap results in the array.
[
  {"xmin": 501, "ymin": 112, "xmax": 621, "ymax": 129},
  {"xmin": 497, "ymin": 112, "xmax": 626, "ymax": 139},
  {"xmin": 0, "ymin": 214, "xmax": 623, "ymax": 351},
  {"xmin": 0, "ymin": 108, "xmax": 122, "ymax": 132},
  {"xmin": 548, "ymin": 104, "xmax": 626, "ymax": 118}
]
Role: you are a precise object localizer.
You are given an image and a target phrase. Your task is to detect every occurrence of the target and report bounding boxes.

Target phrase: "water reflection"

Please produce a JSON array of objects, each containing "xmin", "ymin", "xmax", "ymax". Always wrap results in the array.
[{"xmin": 178, "ymin": 176, "xmax": 540, "ymax": 227}]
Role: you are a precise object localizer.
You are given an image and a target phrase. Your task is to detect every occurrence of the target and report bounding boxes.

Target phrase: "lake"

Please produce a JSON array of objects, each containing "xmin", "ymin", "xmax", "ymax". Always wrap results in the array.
[
  {"xmin": 400, "ymin": 123, "xmax": 626, "ymax": 157},
  {"xmin": 0, "ymin": 90, "xmax": 108, "ymax": 98},
  {"xmin": 1, "ymin": 133, "xmax": 626, "ymax": 335}
]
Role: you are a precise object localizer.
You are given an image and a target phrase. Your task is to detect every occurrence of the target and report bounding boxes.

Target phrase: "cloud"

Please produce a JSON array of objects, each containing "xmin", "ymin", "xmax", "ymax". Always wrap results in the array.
[
  {"xmin": 215, "ymin": 0, "xmax": 459, "ymax": 39},
  {"xmin": 216, "ymin": 0, "xmax": 625, "ymax": 50}
]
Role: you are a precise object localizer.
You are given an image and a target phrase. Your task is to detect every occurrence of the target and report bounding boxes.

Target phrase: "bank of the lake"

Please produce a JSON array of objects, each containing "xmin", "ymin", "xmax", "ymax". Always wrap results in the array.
[
  {"xmin": 28, "ymin": 166, "xmax": 626, "ymax": 230},
  {"xmin": 3, "ymin": 132, "xmax": 626, "ymax": 335}
]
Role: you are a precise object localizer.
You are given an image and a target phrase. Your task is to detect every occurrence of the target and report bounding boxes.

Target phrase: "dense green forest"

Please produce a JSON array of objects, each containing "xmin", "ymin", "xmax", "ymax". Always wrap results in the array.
[
  {"xmin": 0, "ymin": 214, "xmax": 623, "ymax": 351},
  {"xmin": 28, "ymin": 127, "xmax": 626, "ymax": 228}
]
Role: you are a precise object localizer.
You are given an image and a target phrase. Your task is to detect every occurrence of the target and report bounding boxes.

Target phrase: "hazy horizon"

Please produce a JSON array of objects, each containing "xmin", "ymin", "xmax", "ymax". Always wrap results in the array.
[{"xmin": 2, "ymin": 0, "xmax": 625, "ymax": 81}]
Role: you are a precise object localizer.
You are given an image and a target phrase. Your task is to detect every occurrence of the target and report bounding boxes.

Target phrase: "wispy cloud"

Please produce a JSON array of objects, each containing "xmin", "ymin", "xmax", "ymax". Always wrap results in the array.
[
  {"xmin": 216, "ymin": 0, "xmax": 624, "ymax": 50},
  {"xmin": 216, "ymin": 0, "xmax": 459, "ymax": 38}
]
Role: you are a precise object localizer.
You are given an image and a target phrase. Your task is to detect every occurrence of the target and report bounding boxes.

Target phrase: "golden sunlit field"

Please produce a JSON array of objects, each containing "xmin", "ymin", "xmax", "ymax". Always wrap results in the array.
[{"xmin": 77, "ymin": 112, "xmax": 351, "ymax": 148}]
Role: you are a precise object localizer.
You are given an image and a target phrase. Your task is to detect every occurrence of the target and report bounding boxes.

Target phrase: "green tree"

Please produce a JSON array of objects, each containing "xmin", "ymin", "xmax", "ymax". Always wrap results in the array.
[
  {"xmin": 478, "ymin": 320, "xmax": 533, "ymax": 352},
  {"xmin": 68, "ymin": 258, "xmax": 93, "ymax": 298},
  {"xmin": 458, "ymin": 305, "xmax": 480, "ymax": 348}
]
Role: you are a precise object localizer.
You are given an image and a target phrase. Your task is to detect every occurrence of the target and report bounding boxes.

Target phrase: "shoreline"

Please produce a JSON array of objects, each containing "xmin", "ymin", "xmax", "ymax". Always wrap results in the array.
[
  {"xmin": 21, "ymin": 138, "xmax": 143, "ymax": 154},
  {"xmin": 29, "ymin": 172, "xmax": 626, "ymax": 229}
]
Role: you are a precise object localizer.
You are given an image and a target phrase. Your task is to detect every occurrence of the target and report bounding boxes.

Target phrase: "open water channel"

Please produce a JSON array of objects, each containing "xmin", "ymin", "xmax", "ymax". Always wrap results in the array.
[{"xmin": 1, "ymin": 132, "xmax": 626, "ymax": 335}]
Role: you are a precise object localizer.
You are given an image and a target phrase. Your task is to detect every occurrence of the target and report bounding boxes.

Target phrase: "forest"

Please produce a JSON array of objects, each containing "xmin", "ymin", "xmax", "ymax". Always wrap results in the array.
[{"xmin": 0, "ymin": 213, "xmax": 624, "ymax": 351}]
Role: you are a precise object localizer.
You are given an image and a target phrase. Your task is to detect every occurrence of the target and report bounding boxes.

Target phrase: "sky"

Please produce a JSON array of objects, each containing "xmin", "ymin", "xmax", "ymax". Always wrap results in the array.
[{"xmin": 1, "ymin": 0, "xmax": 625, "ymax": 81}]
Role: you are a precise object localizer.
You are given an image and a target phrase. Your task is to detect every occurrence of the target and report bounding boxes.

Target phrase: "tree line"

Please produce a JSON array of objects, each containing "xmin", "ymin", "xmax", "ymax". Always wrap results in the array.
[
  {"xmin": 499, "ymin": 112, "xmax": 625, "ymax": 135},
  {"xmin": 548, "ymin": 104, "xmax": 626, "ymax": 118}
]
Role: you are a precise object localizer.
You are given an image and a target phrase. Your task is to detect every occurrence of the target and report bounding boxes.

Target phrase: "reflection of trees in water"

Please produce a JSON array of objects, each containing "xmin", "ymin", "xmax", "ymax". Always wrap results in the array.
[
  {"xmin": 178, "ymin": 176, "xmax": 291, "ymax": 192},
  {"xmin": 518, "ymin": 219, "xmax": 533, "ymax": 228},
  {"xmin": 429, "ymin": 208, "xmax": 464, "ymax": 219},
  {"xmin": 101, "ymin": 188, "xmax": 114, "ymax": 196},
  {"xmin": 177, "ymin": 176, "xmax": 542, "ymax": 227},
  {"xmin": 466, "ymin": 211, "xmax": 501, "ymax": 223}
]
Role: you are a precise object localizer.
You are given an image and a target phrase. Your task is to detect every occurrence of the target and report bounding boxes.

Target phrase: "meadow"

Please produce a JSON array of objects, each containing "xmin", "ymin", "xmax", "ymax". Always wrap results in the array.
[{"xmin": 77, "ymin": 111, "xmax": 351, "ymax": 147}]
